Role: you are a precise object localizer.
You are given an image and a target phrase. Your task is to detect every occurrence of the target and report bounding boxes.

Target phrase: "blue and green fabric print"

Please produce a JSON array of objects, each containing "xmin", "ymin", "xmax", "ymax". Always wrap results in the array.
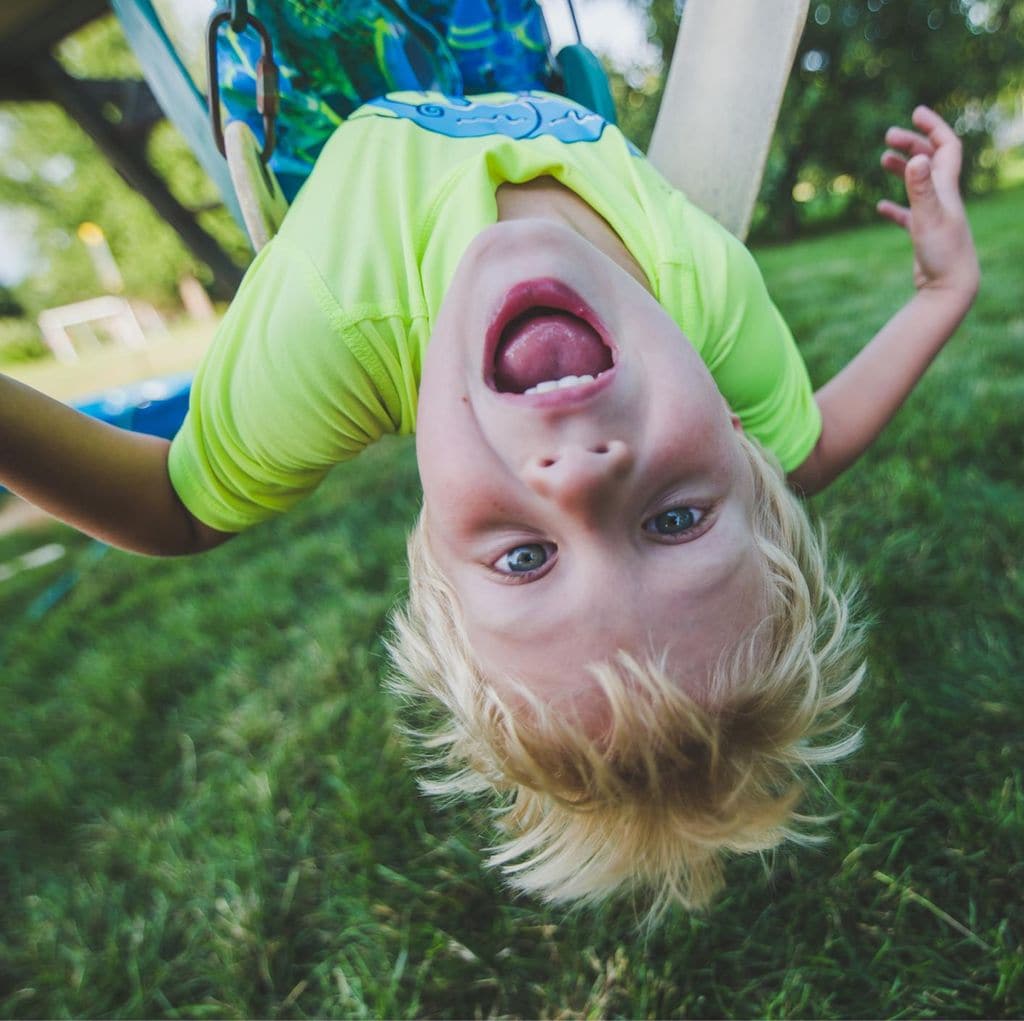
[
  {"xmin": 216, "ymin": 0, "xmax": 553, "ymax": 199},
  {"xmin": 360, "ymin": 92, "xmax": 613, "ymax": 145}
]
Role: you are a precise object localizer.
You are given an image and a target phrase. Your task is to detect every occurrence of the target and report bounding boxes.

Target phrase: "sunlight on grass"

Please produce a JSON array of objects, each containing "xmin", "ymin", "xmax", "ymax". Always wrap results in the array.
[
  {"xmin": 4, "ymin": 317, "xmax": 219, "ymax": 401},
  {"xmin": 1, "ymin": 190, "xmax": 1022, "ymax": 1018}
]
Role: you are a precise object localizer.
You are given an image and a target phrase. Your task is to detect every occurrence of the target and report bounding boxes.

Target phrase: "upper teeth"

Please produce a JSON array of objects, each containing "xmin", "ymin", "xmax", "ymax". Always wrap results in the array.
[{"xmin": 523, "ymin": 374, "xmax": 596, "ymax": 395}]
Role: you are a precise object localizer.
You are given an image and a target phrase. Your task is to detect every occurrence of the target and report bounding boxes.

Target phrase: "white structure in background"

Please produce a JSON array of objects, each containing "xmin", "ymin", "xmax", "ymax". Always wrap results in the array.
[
  {"xmin": 36, "ymin": 218, "xmax": 167, "ymax": 362},
  {"xmin": 37, "ymin": 295, "xmax": 149, "ymax": 363}
]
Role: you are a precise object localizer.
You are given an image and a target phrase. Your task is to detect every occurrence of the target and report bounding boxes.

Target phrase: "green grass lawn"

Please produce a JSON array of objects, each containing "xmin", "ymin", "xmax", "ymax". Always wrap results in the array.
[{"xmin": 1, "ymin": 187, "xmax": 1022, "ymax": 1019}]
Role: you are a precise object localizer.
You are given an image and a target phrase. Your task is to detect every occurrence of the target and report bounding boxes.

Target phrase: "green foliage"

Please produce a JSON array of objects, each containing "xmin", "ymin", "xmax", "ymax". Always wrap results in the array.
[
  {"xmin": 599, "ymin": 0, "xmax": 679, "ymax": 152},
  {"xmin": 56, "ymin": 14, "xmax": 149, "ymax": 80},
  {"xmin": 0, "ymin": 284, "xmax": 25, "ymax": 317},
  {"xmin": 759, "ymin": 0, "xmax": 1024, "ymax": 237},
  {"xmin": 0, "ymin": 317, "xmax": 45, "ymax": 364},
  {"xmin": 0, "ymin": 98, "xmax": 204, "ymax": 311},
  {"xmin": 1, "ymin": 188, "xmax": 1023, "ymax": 1018},
  {"xmin": 0, "ymin": 15, "xmax": 246, "ymax": 329},
  {"xmin": 610, "ymin": 0, "xmax": 1024, "ymax": 239}
]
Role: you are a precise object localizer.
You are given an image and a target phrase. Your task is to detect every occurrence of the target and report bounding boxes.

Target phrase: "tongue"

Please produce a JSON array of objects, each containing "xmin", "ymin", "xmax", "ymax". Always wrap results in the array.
[{"xmin": 494, "ymin": 311, "xmax": 612, "ymax": 393}]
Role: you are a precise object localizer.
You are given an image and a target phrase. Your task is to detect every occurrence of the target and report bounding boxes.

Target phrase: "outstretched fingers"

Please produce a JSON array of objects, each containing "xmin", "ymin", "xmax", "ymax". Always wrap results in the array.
[
  {"xmin": 877, "ymin": 105, "xmax": 978, "ymax": 295},
  {"xmin": 878, "ymin": 106, "xmax": 964, "ymax": 232},
  {"xmin": 878, "ymin": 154, "xmax": 942, "ymax": 231},
  {"xmin": 912, "ymin": 105, "xmax": 963, "ymax": 184},
  {"xmin": 911, "ymin": 105, "xmax": 961, "ymax": 151},
  {"xmin": 902, "ymin": 153, "xmax": 946, "ymax": 227},
  {"xmin": 884, "ymin": 125, "xmax": 936, "ymax": 162},
  {"xmin": 882, "ymin": 107, "xmax": 962, "ymax": 180},
  {"xmin": 880, "ymin": 149, "xmax": 909, "ymax": 183},
  {"xmin": 881, "ymin": 119, "xmax": 936, "ymax": 191},
  {"xmin": 876, "ymin": 197, "xmax": 910, "ymax": 230}
]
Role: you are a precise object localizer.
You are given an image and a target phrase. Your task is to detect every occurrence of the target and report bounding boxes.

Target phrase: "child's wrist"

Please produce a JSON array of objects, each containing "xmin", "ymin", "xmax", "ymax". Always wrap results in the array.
[
  {"xmin": 915, "ymin": 275, "xmax": 979, "ymax": 327},
  {"xmin": 918, "ymin": 264, "xmax": 980, "ymax": 308}
]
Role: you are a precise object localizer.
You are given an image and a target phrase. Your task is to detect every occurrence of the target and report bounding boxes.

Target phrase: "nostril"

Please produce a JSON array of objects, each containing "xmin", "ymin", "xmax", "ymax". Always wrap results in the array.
[
  {"xmin": 538, "ymin": 457, "xmax": 556, "ymax": 468},
  {"xmin": 590, "ymin": 443, "xmax": 609, "ymax": 455}
]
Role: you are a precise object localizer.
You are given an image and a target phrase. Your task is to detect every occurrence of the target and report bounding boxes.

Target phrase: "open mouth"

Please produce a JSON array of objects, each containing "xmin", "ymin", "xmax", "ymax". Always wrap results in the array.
[{"xmin": 486, "ymin": 280, "xmax": 616, "ymax": 396}]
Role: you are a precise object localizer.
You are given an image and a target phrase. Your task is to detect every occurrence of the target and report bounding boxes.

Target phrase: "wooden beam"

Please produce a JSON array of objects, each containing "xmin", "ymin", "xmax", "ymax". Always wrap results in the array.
[
  {"xmin": 0, "ymin": 0, "xmax": 108, "ymax": 74},
  {"xmin": 0, "ymin": 74, "xmax": 49, "ymax": 102},
  {"xmin": 77, "ymin": 78, "xmax": 164, "ymax": 137},
  {"xmin": 646, "ymin": 0, "xmax": 810, "ymax": 239},
  {"xmin": 31, "ymin": 55, "xmax": 243, "ymax": 299}
]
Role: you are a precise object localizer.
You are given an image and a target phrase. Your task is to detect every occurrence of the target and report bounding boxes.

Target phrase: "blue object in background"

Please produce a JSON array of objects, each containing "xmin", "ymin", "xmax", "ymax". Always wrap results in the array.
[
  {"xmin": 0, "ymin": 373, "xmax": 192, "ymax": 499},
  {"xmin": 0, "ymin": 375, "xmax": 191, "ymax": 628},
  {"xmin": 72, "ymin": 372, "xmax": 192, "ymax": 440}
]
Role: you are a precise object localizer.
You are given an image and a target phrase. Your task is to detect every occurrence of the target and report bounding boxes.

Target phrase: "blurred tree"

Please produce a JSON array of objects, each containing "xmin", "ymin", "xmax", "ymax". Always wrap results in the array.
[
  {"xmin": 0, "ymin": 16, "xmax": 247, "ymax": 341},
  {"xmin": 0, "ymin": 98, "xmax": 188, "ymax": 317},
  {"xmin": 0, "ymin": 284, "xmax": 25, "ymax": 318},
  {"xmin": 611, "ymin": 0, "xmax": 1024, "ymax": 238},
  {"xmin": 603, "ymin": 0, "xmax": 676, "ymax": 152},
  {"xmin": 762, "ymin": 0, "xmax": 1024, "ymax": 237}
]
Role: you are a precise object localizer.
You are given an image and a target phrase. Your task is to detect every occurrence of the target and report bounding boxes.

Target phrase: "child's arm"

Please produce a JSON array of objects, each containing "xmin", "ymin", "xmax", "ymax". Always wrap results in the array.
[
  {"xmin": 787, "ymin": 106, "xmax": 980, "ymax": 496},
  {"xmin": 0, "ymin": 374, "xmax": 233, "ymax": 555}
]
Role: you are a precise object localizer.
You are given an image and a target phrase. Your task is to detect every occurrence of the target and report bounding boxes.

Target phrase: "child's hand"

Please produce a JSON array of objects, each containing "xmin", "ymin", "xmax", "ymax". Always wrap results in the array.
[{"xmin": 877, "ymin": 106, "xmax": 980, "ymax": 301}]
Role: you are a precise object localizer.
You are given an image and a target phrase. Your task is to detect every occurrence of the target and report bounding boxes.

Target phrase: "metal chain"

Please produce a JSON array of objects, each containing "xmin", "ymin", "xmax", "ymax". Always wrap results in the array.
[{"xmin": 229, "ymin": 0, "xmax": 249, "ymax": 34}]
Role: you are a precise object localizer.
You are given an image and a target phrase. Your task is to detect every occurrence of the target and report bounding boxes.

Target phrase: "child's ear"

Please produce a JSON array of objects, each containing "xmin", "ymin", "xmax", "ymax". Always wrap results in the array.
[{"xmin": 720, "ymin": 395, "xmax": 742, "ymax": 431}]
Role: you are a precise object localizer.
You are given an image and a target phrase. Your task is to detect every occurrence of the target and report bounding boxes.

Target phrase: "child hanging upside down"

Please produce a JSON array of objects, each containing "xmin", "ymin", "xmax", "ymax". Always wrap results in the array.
[{"xmin": 0, "ymin": 93, "xmax": 979, "ymax": 917}]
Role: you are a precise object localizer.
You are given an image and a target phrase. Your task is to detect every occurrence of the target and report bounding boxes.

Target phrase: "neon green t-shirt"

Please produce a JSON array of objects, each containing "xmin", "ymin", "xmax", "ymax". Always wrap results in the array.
[{"xmin": 169, "ymin": 92, "xmax": 821, "ymax": 533}]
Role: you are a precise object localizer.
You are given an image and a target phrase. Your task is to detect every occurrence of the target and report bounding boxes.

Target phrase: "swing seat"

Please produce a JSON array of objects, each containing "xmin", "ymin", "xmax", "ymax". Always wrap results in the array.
[
  {"xmin": 114, "ymin": 0, "xmax": 809, "ymax": 250},
  {"xmin": 220, "ymin": 35, "xmax": 619, "ymax": 251},
  {"xmin": 554, "ymin": 44, "xmax": 617, "ymax": 126},
  {"xmin": 214, "ymin": 0, "xmax": 810, "ymax": 247},
  {"xmin": 113, "ymin": 0, "xmax": 616, "ymax": 249}
]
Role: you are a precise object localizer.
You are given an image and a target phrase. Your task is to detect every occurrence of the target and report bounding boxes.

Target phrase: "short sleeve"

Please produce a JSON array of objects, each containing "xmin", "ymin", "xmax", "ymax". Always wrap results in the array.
[
  {"xmin": 687, "ymin": 220, "xmax": 821, "ymax": 472},
  {"xmin": 168, "ymin": 238, "xmax": 397, "ymax": 532}
]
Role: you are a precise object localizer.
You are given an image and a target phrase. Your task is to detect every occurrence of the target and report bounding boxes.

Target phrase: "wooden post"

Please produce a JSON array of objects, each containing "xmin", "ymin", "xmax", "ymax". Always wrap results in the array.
[{"xmin": 646, "ymin": 0, "xmax": 810, "ymax": 240}]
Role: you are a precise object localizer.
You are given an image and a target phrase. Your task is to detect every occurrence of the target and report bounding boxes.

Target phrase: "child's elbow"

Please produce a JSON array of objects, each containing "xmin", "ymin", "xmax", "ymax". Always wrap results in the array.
[
  {"xmin": 181, "ymin": 512, "xmax": 236, "ymax": 555},
  {"xmin": 786, "ymin": 440, "xmax": 832, "ymax": 498}
]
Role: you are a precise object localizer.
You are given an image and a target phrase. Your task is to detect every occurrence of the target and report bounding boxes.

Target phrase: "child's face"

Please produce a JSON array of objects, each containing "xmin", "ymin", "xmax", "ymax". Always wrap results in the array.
[{"xmin": 416, "ymin": 219, "xmax": 767, "ymax": 723}]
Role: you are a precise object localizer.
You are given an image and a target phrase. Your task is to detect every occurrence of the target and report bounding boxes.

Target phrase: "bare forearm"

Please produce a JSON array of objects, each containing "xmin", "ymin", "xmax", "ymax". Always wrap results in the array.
[
  {"xmin": 789, "ymin": 284, "xmax": 976, "ymax": 495},
  {"xmin": 0, "ymin": 375, "xmax": 230, "ymax": 555}
]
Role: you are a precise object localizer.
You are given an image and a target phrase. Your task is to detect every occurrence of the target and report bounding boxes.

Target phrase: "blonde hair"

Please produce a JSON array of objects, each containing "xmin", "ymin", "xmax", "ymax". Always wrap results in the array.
[{"xmin": 387, "ymin": 432, "xmax": 866, "ymax": 919}]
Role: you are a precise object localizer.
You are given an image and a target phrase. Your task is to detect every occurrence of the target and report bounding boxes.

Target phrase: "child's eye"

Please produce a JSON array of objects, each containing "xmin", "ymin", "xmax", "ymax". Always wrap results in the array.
[
  {"xmin": 494, "ymin": 542, "xmax": 554, "ymax": 578},
  {"xmin": 643, "ymin": 506, "xmax": 706, "ymax": 537}
]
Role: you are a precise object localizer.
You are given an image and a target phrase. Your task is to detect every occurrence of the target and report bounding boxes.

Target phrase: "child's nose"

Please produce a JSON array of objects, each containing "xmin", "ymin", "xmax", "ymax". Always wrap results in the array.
[{"xmin": 520, "ymin": 440, "xmax": 633, "ymax": 514}]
